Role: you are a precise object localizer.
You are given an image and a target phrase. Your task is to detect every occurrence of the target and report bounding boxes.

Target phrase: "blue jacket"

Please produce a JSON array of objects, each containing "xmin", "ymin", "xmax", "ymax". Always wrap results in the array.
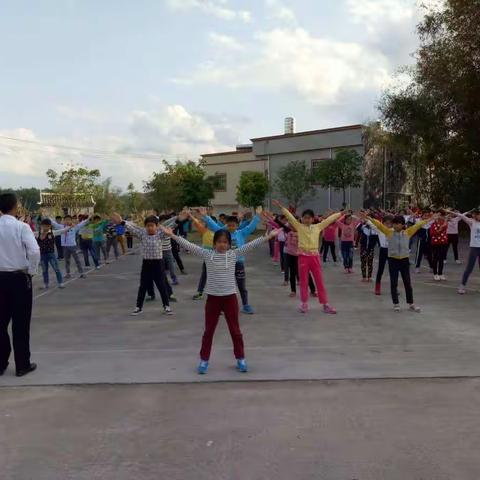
[{"xmin": 204, "ymin": 215, "xmax": 260, "ymax": 263}]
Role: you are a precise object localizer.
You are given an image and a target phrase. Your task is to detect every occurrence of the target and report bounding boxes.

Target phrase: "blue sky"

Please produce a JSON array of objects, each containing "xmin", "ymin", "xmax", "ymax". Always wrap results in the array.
[{"xmin": 0, "ymin": 0, "xmax": 433, "ymax": 190}]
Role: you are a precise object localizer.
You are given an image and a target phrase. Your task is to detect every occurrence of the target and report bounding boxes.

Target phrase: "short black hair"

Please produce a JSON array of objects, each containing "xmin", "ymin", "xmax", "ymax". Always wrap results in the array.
[
  {"xmin": 392, "ymin": 215, "xmax": 406, "ymax": 225},
  {"xmin": 144, "ymin": 215, "xmax": 159, "ymax": 226},
  {"xmin": 383, "ymin": 215, "xmax": 394, "ymax": 223},
  {"xmin": 93, "ymin": 215, "xmax": 101, "ymax": 221},
  {"xmin": 40, "ymin": 218, "xmax": 52, "ymax": 226},
  {"xmin": 213, "ymin": 229, "xmax": 231, "ymax": 246},
  {"xmin": 301, "ymin": 209, "xmax": 315, "ymax": 218},
  {"xmin": 226, "ymin": 215, "xmax": 239, "ymax": 224},
  {"xmin": 55, "ymin": 215, "xmax": 62, "ymax": 220},
  {"xmin": 0, "ymin": 193, "xmax": 17, "ymax": 214},
  {"xmin": 64, "ymin": 215, "xmax": 72, "ymax": 220}
]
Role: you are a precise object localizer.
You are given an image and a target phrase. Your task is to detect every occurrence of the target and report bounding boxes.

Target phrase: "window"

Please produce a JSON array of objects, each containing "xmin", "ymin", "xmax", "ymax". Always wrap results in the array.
[{"xmin": 214, "ymin": 173, "xmax": 227, "ymax": 192}]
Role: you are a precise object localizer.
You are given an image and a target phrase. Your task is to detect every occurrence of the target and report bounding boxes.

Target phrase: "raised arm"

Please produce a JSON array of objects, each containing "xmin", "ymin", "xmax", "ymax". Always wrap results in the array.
[
  {"xmin": 52, "ymin": 226, "xmax": 73, "ymax": 237},
  {"xmin": 49, "ymin": 218, "xmax": 64, "ymax": 230},
  {"xmin": 190, "ymin": 215, "xmax": 208, "ymax": 235},
  {"xmin": 203, "ymin": 215, "xmax": 223, "ymax": 233},
  {"xmin": 405, "ymin": 219, "xmax": 429, "ymax": 238},
  {"xmin": 315, "ymin": 212, "xmax": 343, "ymax": 232},
  {"xmin": 280, "ymin": 207, "xmax": 301, "ymax": 232},
  {"xmin": 446, "ymin": 210, "xmax": 473, "ymax": 227},
  {"xmin": 238, "ymin": 213, "xmax": 260, "ymax": 236},
  {"xmin": 159, "ymin": 225, "xmax": 209, "ymax": 258},
  {"xmin": 235, "ymin": 229, "xmax": 279, "ymax": 257},
  {"xmin": 72, "ymin": 218, "xmax": 90, "ymax": 233},
  {"xmin": 368, "ymin": 217, "xmax": 393, "ymax": 238}
]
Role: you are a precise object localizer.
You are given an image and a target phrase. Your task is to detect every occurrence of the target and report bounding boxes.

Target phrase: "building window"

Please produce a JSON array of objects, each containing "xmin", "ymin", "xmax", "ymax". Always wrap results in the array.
[
  {"xmin": 311, "ymin": 158, "xmax": 329, "ymax": 184},
  {"xmin": 214, "ymin": 173, "xmax": 227, "ymax": 192}
]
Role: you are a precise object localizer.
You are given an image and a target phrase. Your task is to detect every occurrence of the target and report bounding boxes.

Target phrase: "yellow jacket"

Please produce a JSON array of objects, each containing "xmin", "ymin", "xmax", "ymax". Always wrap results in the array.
[
  {"xmin": 282, "ymin": 208, "xmax": 342, "ymax": 254},
  {"xmin": 192, "ymin": 217, "xmax": 214, "ymax": 248}
]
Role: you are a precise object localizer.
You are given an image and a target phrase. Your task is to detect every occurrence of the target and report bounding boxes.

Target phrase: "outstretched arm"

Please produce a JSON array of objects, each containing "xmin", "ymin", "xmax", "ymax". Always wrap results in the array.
[
  {"xmin": 159, "ymin": 225, "xmax": 209, "ymax": 258},
  {"xmin": 273, "ymin": 200, "xmax": 301, "ymax": 232},
  {"xmin": 315, "ymin": 212, "xmax": 343, "ymax": 232},
  {"xmin": 235, "ymin": 229, "xmax": 280, "ymax": 257}
]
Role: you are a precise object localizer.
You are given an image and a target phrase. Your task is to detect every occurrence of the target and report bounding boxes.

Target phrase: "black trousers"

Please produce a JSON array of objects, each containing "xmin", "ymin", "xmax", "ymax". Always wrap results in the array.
[
  {"xmin": 361, "ymin": 248, "xmax": 375, "ymax": 279},
  {"xmin": 137, "ymin": 260, "xmax": 170, "ymax": 309},
  {"xmin": 415, "ymin": 237, "xmax": 433, "ymax": 269},
  {"xmin": 197, "ymin": 262, "xmax": 207, "ymax": 293},
  {"xmin": 285, "ymin": 253, "xmax": 316, "ymax": 294},
  {"xmin": 432, "ymin": 244, "xmax": 448, "ymax": 275},
  {"xmin": 375, "ymin": 247, "xmax": 389, "ymax": 284},
  {"xmin": 0, "ymin": 272, "xmax": 33, "ymax": 372},
  {"xmin": 55, "ymin": 235, "xmax": 64, "ymax": 259},
  {"xmin": 127, "ymin": 236, "xmax": 133, "ymax": 249},
  {"xmin": 447, "ymin": 234, "xmax": 459, "ymax": 261},
  {"xmin": 235, "ymin": 262, "xmax": 248, "ymax": 306},
  {"xmin": 171, "ymin": 239, "xmax": 185, "ymax": 272},
  {"xmin": 279, "ymin": 241, "xmax": 286, "ymax": 272},
  {"xmin": 322, "ymin": 241, "xmax": 337, "ymax": 262},
  {"xmin": 388, "ymin": 258, "xmax": 414, "ymax": 305}
]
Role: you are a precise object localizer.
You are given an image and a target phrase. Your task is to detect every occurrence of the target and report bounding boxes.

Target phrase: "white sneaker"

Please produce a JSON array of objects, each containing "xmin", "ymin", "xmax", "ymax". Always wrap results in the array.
[
  {"xmin": 95, "ymin": 266, "xmax": 100, "ymax": 270},
  {"xmin": 409, "ymin": 304, "xmax": 421, "ymax": 313},
  {"xmin": 455, "ymin": 260, "xmax": 462, "ymax": 265},
  {"xmin": 164, "ymin": 306, "xmax": 174, "ymax": 315},
  {"xmin": 458, "ymin": 286, "xmax": 466, "ymax": 295},
  {"xmin": 393, "ymin": 304, "xmax": 401, "ymax": 312},
  {"xmin": 58, "ymin": 283, "xmax": 66, "ymax": 289},
  {"xmin": 439, "ymin": 275, "xmax": 446, "ymax": 281},
  {"xmin": 434, "ymin": 275, "xmax": 440, "ymax": 281},
  {"xmin": 130, "ymin": 307, "xmax": 143, "ymax": 316},
  {"xmin": 415, "ymin": 268, "xmax": 420, "ymax": 274}
]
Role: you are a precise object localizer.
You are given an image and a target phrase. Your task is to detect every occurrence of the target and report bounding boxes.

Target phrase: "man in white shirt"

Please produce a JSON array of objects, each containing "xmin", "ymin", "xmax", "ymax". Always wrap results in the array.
[{"xmin": 0, "ymin": 193, "xmax": 40, "ymax": 377}]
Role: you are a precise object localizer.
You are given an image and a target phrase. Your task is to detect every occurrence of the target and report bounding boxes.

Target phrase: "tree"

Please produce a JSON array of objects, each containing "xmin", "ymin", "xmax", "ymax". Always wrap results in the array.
[
  {"xmin": 145, "ymin": 160, "xmax": 216, "ymax": 211},
  {"xmin": 236, "ymin": 171, "xmax": 270, "ymax": 208},
  {"xmin": 46, "ymin": 167, "xmax": 101, "ymax": 199},
  {"xmin": 273, "ymin": 160, "xmax": 316, "ymax": 209},
  {"xmin": 379, "ymin": 0, "xmax": 480, "ymax": 209},
  {"xmin": 314, "ymin": 149, "xmax": 363, "ymax": 207},
  {"xmin": 93, "ymin": 178, "xmax": 125, "ymax": 214},
  {"xmin": 126, "ymin": 182, "xmax": 150, "ymax": 214}
]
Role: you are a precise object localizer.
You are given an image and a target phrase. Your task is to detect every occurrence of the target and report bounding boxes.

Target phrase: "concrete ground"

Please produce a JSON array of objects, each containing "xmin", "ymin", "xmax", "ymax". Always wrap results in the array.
[{"xmin": 1, "ymin": 241, "xmax": 480, "ymax": 479}]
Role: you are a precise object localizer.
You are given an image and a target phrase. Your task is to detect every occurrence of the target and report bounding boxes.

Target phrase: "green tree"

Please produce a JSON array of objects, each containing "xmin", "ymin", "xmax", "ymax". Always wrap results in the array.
[
  {"xmin": 236, "ymin": 171, "xmax": 269, "ymax": 208},
  {"xmin": 93, "ymin": 178, "xmax": 124, "ymax": 214},
  {"xmin": 46, "ymin": 167, "xmax": 101, "ymax": 197},
  {"xmin": 273, "ymin": 160, "xmax": 316, "ymax": 209},
  {"xmin": 126, "ymin": 182, "xmax": 150, "ymax": 214},
  {"xmin": 314, "ymin": 149, "xmax": 363, "ymax": 207}
]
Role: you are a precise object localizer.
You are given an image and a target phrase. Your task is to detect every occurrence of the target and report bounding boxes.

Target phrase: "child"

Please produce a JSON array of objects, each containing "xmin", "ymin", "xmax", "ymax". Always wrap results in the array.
[
  {"xmin": 446, "ymin": 213, "xmax": 462, "ymax": 264},
  {"xmin": 370, "ymin": 214, "xmax": 393, "ymax": 295},
  {"xmin": 446, "ymin": 209, "xmax": 480, "ymax": 294},
  {"xmin": 273, "ymin": 200, "xmax": 341, "ymax": 314},
  {"xmin": 35, "ymin": 219, "xmax": 71, "ymax": 289},
  {"xmin": 78, "ymin": 220, "xmax": 99, "ymax": 268},
  {"xmin": 91, "ymin": 216, "xmax": 110, "ymax": 265},
  {"xmin": 159, "ymin": 223, "xmax": 279, "ymax": 374},
  {"xmin": 116, "ymin": 221, "xmax": 127, "ymax": 255},
  {"xmin": 112, "ymin": 213, "xmax": 173, "ymax": 316},
  {"xmin": 429, "ymin": 211, "xmax": 449, "ymax": 281},
  {"xmin": 203, "ymin": 207, "xmax": 262, "ymax": 314},
  {"xmin": 322, "ymin": 218, "xmax": 339, "ymax": 263},
  {"xmin": 357, "ymin": 219, "xmax": 379, "ymax": 282},
  {"xmin": 50, "ymin": 214, "xmax": 91, "ymax": 279},
  {"xmin": 105, "ymin": 222, "xmax": 120, "ymax": 261},
  {"xmin": 366, "ymin": 213, "xmax": 430, "ymax": 312},
  {"xmin": 414, "ymin": 211, "xmax": 434, "ymax": 273},
  {"xmin": 159, "ymin": 214, "xmax": 181, "ymax": 285},
  {"xmin": 54, "ymin": 215, "xmax": 64, "ymax": 259},
  {"xmin": 338, "ymin": 214, "xmax": 359, "ymax": 273}
]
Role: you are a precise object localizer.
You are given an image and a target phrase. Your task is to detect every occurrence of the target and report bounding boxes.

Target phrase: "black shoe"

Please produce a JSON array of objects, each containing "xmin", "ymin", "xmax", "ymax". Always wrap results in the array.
[
  {"xmin": 16, "ymin": 363, "xmax": 37, "ymax": 377},
  {"xmin": 0, "ymin": 369, "xmax": 6, "ymax": 376},
  {"xmin": 181, "ymin": 270, "xmax": 187, "ymax": 275}
]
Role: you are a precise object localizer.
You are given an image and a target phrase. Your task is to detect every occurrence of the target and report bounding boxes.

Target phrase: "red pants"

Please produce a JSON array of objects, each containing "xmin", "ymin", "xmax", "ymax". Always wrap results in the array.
[
  {"xmin": 299, "ymin": 254, "xmax": 328, "ymax": 305},
  {"xmin": 200, "ymin": 294, "xmax": 244, "ymax": 361}
]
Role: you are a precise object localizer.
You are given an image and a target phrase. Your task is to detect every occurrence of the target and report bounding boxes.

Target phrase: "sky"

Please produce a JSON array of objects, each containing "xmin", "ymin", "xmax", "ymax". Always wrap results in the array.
[{"xmin": 0, "ymin": 0, "xmax": 437, "ymax": 191}]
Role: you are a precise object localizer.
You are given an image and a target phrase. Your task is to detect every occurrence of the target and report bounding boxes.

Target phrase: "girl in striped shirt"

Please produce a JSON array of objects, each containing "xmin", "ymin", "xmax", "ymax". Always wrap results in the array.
[{"xmin": 160, "ymin": 223, "xmax": 280, "ymax": 375}]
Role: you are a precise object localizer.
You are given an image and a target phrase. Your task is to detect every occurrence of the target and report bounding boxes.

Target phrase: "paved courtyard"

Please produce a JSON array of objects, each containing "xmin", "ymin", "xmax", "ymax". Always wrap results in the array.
[{"xmin": 1, "ymin": 242, "xmax": 480, "ymax": 479}]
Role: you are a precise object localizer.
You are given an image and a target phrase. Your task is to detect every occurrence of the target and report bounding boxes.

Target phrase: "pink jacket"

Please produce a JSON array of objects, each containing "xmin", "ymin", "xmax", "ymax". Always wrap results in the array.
[
  {"xmin": 339, "ymin": 219, "xmax": 359, "ymax": 242},
  {"xmin": 323, "ymin": 222, "xmax": 339, "ymax": 242},
  {"xmin": 284, "ymin": 231, "xmax": 299, "ymax": 256}
]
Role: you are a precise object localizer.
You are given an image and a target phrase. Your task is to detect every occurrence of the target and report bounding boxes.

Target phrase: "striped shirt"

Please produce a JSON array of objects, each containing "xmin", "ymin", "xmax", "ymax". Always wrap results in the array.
[
  {"xmin": 174, "ymin": 235, "xmax": 267, "ymax": 296},
  {"xmin": 125, "ymin": 222, "xmax": 165, "ymax": 259}
]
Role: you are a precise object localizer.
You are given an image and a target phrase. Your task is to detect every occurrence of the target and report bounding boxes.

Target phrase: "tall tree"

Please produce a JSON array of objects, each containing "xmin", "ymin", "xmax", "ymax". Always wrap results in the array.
[
  {"xmin": 314, "ymin": 149, "xmax": 363, "ymax": 207},
  {"xmin": 236, "ymin": 171, "xmax": 269, "ymax": 208},
  {"xmin": 273, "ymin": 160, "xmax": 316, "ymax": 209},
  {"xmin": 46, "ymin": 167, "xmax": 101, "ymax": 197}
]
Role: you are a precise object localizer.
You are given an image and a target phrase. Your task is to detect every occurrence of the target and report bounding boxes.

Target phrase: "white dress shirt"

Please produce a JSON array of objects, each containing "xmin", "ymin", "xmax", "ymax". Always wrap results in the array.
[{"xmin": 0, "ymin": 214, "xmax": 40, "ymax": 274}]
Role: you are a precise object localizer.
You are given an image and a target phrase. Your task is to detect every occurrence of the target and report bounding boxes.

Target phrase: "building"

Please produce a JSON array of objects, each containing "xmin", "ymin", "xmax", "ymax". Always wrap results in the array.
[
  {"xmin": 202, "ymin": 122, "xmax": 364, "ymax": 213},
  {"xmin": 38, "ymin": 192, "xmax": 96, "ymax": 217}
]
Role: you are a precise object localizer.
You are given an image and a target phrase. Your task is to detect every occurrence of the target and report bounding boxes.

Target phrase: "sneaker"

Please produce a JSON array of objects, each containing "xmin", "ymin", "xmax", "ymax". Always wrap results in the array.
[
  {"xmin": 434, "ymin": 275, "xmax": 440, "ymax": 281},
  {"xmin": 130, "ymin": 307, "xmax": 143, "ymax": 316},
  {"xmin": 80, "ymin": 274, "xmax": 86, "ymax": 279},
  {"xmin": 349, "ymin": 269, "xmax": 354, "ymax": 274},
  {"xmin": 65, "ymin": 273, "xmax": 72, "ymax": 279},
  {"xmin": 439, "ymin": 275, "xmax": 446, "ymax": 281},
  {"xmin": 409, "ymin": 304, "xmax": 421, "ymax": 313},
  {"xmin": 95, "ymin": 266, "xmax": 100, "ymax": 270},
  {"xmin": 393, "ymin": 304, "xmax": 401, "ymax": 312},
  {"xmin": 344, "ymin": 268, "xmax": 349, "ymax": 274},
  {"xmin": 415, "ymin": 268, "xmax": 420, "ymax": 274},
  {"xmin": 374, "ymin": 283, "xmax": 381, "ymax": 295},
  {"xmin": 241, "ymin": 305, "xmax": 254, "ymax": 315},
  {"xmin": 172, "ymin": 279, "xmax": 179, "ymax": 286},
  {"xmin": 169, "ymin": 295, "xmax": 177, "ymax": 303},
  {"xmin": 323, "ymin": 304, "xmax": 337, "ymax": 314},
  {"xmin": 455, "ymin": 260, "xmax": 462, "ymax": 265},
  {"xmin": 299, "ymin": 303, "xmax": 308, "ymax": 314},
  {"xmin": 310, "ymin": 291, "xmax": 318, "ymax": 297},
  {"xmin": 458, "ymin": 286, "xmax": 466, "ymax": 295},
  {"xmin": 58, "ymin": 283, "xmax": 66, "ymax": 289},
  {"xmin": 237, "ymin": 359, "xmax": 248, "ymax": 373},
  {"xmin": 41, "ymin": 285, "xmax": 49, "ymax": 290},
  {"xmin": 164, "ymin": 306, "xmax": 174, "ymax": 315},
  {"xmin": 192, "ymin": 292, "xmax": 204, "ymax": 300},
  {"xmin": 289, "ymin": 292, "xmax": 296, "ymax": 298},
  {"xmin": 197, "ymin": 360, "xmax": 209, "ymax": 374}
]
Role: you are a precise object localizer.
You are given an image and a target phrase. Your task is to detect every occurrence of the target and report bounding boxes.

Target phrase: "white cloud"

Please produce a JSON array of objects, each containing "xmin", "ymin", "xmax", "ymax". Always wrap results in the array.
[
  {"xmin": 265, "ymin": 0, "xmax": 297, "ymax": 25},
  {"xmin": 208, "ymin": 32, "xmax": 244, "ymax": 51},
  {"xmin": 166, "ymin": 0, "xmax": 251, "ymax": 22},
  {"xmin": 0, "ymin": 105, "xmax": 245, "ymax": 189},
  {"xmin": 176, "ymin": 28, "xmax": 391, "ymax": 106}
]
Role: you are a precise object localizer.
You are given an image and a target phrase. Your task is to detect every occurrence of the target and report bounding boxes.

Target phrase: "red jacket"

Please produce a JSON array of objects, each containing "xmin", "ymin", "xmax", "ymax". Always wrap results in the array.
[{"xmin": 430, "ymin": 221, "xmax": 448, "ymax": 245}]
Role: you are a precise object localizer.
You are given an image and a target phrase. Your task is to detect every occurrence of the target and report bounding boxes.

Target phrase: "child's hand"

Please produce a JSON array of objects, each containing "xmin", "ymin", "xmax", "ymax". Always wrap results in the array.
[
  {"xmin": 268, "ymin": 228, "xmax": 282, "ymax": 239},
  {"xmin": 198, "ymin": 206, "xmax": 207, "ymax": 217},
  {"xmin": 159, "ymin": 225, "xmax": 174, "ymax": 236},
  {"xmin": 255, "ymin": 206, "xmax": 263, "ymax": 215},
  {"xmin": 272, "ymin": 199, "xmax": 282, "ymax": 209}
]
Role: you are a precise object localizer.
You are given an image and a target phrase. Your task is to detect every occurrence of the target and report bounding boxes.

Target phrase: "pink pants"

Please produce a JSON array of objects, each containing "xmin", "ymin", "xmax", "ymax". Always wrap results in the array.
[
  {"xmin": 273, "ymin": 239, "xmax": 280, "ymax": 262},
  {"xmin": 299, "ymin": 254, "xmax": 328, "ymax": 305}
]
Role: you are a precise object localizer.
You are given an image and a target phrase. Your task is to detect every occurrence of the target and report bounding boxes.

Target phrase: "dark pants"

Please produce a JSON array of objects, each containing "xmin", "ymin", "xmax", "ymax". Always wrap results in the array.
[
  {"xmin": 322, "ymin": 241, "xmax": 337, "ymax": 262},
  {"xmin": 376, "ymin": 247, "xmax": 389, "ymax": 284},
  {"xmin": 64, "ymin": 246, "xmax": 84, "ymax": 275},
  {"xmin": 388, "ymin": 257, "xmax": 413, "ymax": 305},
  {"xmin": 447, "ymin": 234, "xmax": 459, "ymax": 261},
  {"xmin": 462, "ymin": 247, "xmax": 480, "ymax": 286},
  {"xmin": 285, "ymin": 253, "xmax": 316, "ymax": 294},
  {"xmin": 361, "ymin": 248, "xmax": 375, "ymax": 279},
  {"xmin": 55, "ymin": 236, "xmax": 64, "ymax": 259},
  {"xmin": 197, "ymin": 262, "xmax": 207, "ymax": 293},
  {"xmin": 201, "ymin": 294, "xmax": 243, "ymax": 361},
  {"xmin": 80, "ymin": 238, "xmax": 99, "ymax": 267},
  {"xmin": 93, "ymin": 240, "xmax": 108, "ymax": 264},
  {"xmin": 171, "ymin": 239, "xmax": 185, "ymax": 273},
  {"xmin": 432, "ymin": 244, "xmax": 448, "ymax": 275},
  {"xmin": 269, "ymin": 238, "xmax": 275, "ymax": 257},
  {"xmin": 41, "ymin": 252, "xmax": 63, "ymax": 286},
  {"xmin": 106, "ymin": 237, "xmax": 119, "ymax": 259},
  {"xmin": 235, "ymin": 262, "xmax": 248, "ymax": 306},
  {"xmin": 127, "ymin": 236, "xmax": 133, "ymax": 249},
  {"xmin": 341, "ymin": 241, "xmax": 354, "ymax": 269},
  {"xmin": 0, "ymin": 272, "xmax": 33, "ymax": 372},
  {"xmin": 137, "ymin": 259, "xmax": 170, "ymax": 309},
  {"xmin": 415, "ymin": 237, "xmax": 433, "ymax": 269},
  {"xmin": 279, "ymin": 241, "xmax": 286, "ymax": 272}
]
